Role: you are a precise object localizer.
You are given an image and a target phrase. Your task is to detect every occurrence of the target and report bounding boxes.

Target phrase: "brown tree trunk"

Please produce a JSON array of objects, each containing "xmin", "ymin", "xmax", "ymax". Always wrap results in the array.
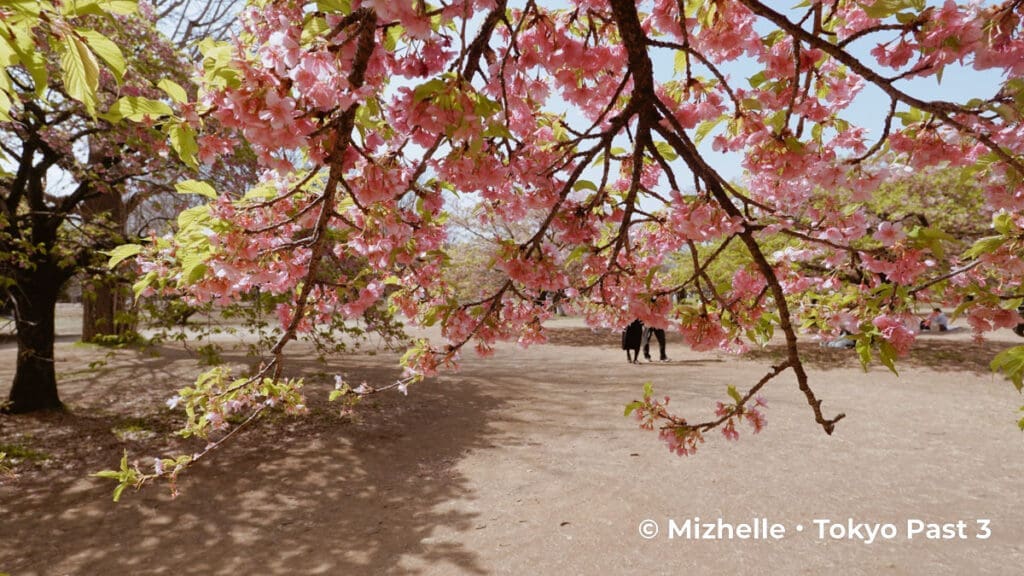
[
  {"xmin": 81, "ymin": 276, "xmax": 134, "ymax": 342},
  {"xmin": 82, "ymin": 277, "xmax": 114, "ymax": 342},
  {"xmin": 6, "ymin": 270, "xmax": 63, "ymax": 413},
  {"xmin": 79, "ymin": 142, "xmax": 128, "ymax": 341}
]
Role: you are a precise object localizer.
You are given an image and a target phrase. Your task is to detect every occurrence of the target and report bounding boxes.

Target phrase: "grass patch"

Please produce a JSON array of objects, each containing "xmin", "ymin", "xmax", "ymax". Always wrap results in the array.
[
  {"xmin": 111, "ymin": 418, "xmax": 157, "ymax": 442},
  {"xmin": 0, "ymin": 442, "xmax": 51, "ymax": 462}
]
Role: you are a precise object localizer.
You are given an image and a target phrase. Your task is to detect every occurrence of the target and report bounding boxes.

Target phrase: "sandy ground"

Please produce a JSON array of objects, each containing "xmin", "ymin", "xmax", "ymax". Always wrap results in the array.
[{"xmin": 1, "ymin": 306, "xmax": 1023, "ymax": 575}]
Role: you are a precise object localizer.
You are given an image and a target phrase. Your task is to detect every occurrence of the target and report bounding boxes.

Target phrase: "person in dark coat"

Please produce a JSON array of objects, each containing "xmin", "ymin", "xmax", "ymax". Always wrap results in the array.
[
  {"xmin": 643, "ymin": 325, "xmax": 669, "ymax": 362},
  {"xmin": 622, "ymin": 319, "xmax": 643, "ymax": 364}
]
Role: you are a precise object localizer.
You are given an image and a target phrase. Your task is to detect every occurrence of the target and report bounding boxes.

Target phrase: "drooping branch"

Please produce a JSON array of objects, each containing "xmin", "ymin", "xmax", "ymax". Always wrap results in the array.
[{"xmin": 609, "ymin": 0, "xmax": 845, "ymax": 435}]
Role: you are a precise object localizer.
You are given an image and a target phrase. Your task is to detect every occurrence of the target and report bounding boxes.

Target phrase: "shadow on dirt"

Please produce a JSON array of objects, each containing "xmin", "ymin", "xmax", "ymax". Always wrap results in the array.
[
  {"xmin": 742, "ymin": 336, "xmax": 1011, "ymax": 375},
  {"xmin": 2, "ymin": 346, "xmax": 504, "ymax": 575}
]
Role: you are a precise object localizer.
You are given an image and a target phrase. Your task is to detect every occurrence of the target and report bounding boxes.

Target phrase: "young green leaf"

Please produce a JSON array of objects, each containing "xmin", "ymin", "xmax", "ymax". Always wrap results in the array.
[
  {"xmin": 175, "ymin": 180, "xmax": 218, "ymax": 199},
  {"xmin": 58, "ymin": 36, "xmax": 100, "ymax": 115},
  {"xmin": 77, "ymin": 29, "xmax": 125, "ymax": 83},
  {"xmin": 158, "ymin": 79, "xmax": 189, "ymax": 104},
  {"xmin": 991, "ymin": 345, "xmax": 1024, "ymax": 392},
  {"xmin": 105, "ymin": 243, "xmax": 143, "ymax": 268}
]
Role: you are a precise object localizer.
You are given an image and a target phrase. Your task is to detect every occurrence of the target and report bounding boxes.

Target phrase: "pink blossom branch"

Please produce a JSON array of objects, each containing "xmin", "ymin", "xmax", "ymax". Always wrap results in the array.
[{"xmin": 739, "ymin": 0, "xmax": 1024, "ymax": 177}]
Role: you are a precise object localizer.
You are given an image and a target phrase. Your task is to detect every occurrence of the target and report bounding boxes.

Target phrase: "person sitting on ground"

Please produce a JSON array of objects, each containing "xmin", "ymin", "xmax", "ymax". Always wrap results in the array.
[
  {"xmin": 622, "ymin": 319, "xmax": 644, "ymax": 364},
  {"xmin": 823, "ymin": 328, "xmax": 856, "ymax": 349},
  {"xmin": 920, "ymin": 308, "xmax": 949, "ymax": 332}
]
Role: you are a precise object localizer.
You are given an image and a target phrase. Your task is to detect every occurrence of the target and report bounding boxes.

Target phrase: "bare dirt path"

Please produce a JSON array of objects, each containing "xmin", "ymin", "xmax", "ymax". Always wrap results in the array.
[{"xmin": 2, "ymin": 311, "xmax": 1023, "ymax": 575}]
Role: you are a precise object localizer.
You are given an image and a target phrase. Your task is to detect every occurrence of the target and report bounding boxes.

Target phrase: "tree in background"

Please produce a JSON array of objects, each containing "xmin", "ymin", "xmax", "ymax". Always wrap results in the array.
[
  {"xmin": 668, "ymin": 164, "xmax": 994, "ymax": 339},
  {"xmin": 150, "ymin": 0, "xmax": 241, "ymax": 54},
  {"xmin": 79, "ymin": 0, "xmax": 253, "ymax": 343},
  {"xmin": 0, "ymin": 1, "xmax": 246, "ymax": 412},
  {"xmin": 80, "ymin": 0, "xmax": 1024, "ymax": 492}
]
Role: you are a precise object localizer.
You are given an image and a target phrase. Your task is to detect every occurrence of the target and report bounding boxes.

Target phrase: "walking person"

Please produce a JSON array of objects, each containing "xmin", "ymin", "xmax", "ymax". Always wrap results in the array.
[
  {"xmin": 622, "ymin": 319, "xmax": 643, "ymax": 364},
  {"xmin": 643, "ymin": 325, "xmax": 669, "ymax": 362}
]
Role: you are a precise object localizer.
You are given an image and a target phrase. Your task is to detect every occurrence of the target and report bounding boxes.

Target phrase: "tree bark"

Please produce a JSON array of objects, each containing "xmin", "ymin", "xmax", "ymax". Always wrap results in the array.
[
  {"xmin": 82, "ymin": 277, "xmax": 114, "ymax": 341},
  {"xmin": 81, "ymin": 276, "xmax": 133, "ymax": 342},
  {"xmin": 6, "ymin": 270, "xmax": 63, "ymax": 413},
  {"xmin": 79, "ymin": 142, "xmax": 128, "ymax": 342}
]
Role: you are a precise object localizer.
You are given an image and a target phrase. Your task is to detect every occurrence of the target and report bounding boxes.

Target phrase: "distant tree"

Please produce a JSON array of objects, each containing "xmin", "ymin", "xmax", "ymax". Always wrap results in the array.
[
  {"xmin": 79, "ymin": 0, "xmax": 250, "ymax": 342},
  {"xmin": 0, "ymin": 2, "xmax": 243, "ymax": 412}
]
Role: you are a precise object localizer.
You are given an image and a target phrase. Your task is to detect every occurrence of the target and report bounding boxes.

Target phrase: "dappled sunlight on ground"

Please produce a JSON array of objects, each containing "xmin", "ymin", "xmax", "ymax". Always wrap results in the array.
[{"xmin": 2, "ymin": 308, "xmax": 1023, "ymax": 574}]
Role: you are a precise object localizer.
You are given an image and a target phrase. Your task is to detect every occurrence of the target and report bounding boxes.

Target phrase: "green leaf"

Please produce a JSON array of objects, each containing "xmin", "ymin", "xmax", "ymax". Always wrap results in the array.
[
  {"xmin": 317, "ymin": 0, "xmax": 351, "ymax": 12},
  {"xmin": 726, "ymin": 385, "xmax": 742, "ymax": 404},
  {"xmin": 6, "ymin": 0, "xmax": 51, "ymax": 15},
  {"xmin": 63, "ymin": 0, "xmax": 137, "ymax": 16},
  {"xmin": 573, "ymin": 180, "xmax": 598, "ymax": 192},
  {"xmin": 993, "ymin": 212, "xmax": 1017, "ymax": 235},
  {"xmin": 104, "ymin": 96, "xmax": 174, "ymax": 122},
  {"xmin": 624, "ymin": 400, "xmax": 644, "ymax": 417},
  {"xmin": 878, "ymin": 340, "xmax": 899, "ymax": 376},
  {"xmin": 0, "ymin": 33, "xmax": 16, "ymax": 68},
  {"xmin": 991, "ymin": 345, "xmax": 1024, "ymax": 392},
  {"xmin": 176, "ymin": 205, "xmax": 211, "ymax": 231},
  {"xmin": 861, "ymin": 0, "xmax": 922, "ymax": 19},
  {"xmin": 91, "ymin": 470, "xmax": 122, "ymax": 480},
  {"xmin": 741, "ymin": 97, "xmax": 763, "ymax": 111},
  {"xmin": 58, "ymin": 35, "xmax": 100, "ymax": 116},
  {"xmin": 2, "ymin": 25, "xmax": 47, "ymax": 97},
  {"xmin": 181, "ymin": 257, "xmax": 207, "ymax": 284},
  {"xmin": 907, "ymin": 225, "xmax": 955, "ymax": 259},
  {"xmin": 653, "ymin": 140, "xmax": 678, "ymax": 161},
  {"xmin": 0, "ymin": 89, "xmax": 12, "ymax": 122},
  {"xmin": 158, "ymin": 79, "xmax": 188, "ymax": 104},
  {"xmin": 642, "ymin": 382, "xmax": 654, "ymax": 399},
  {"xmin": 413, "ymin": 78, "xmax": 446, "ymax": 103},
  {"xmin": 694, "ymin": 116, "xmax": 724, "ymax": 145},
  {"xmin": 105, "ymin": 243, "xmax": 142, "ymax": 268},
  {"xmin": 482, "ymin": 122, "xmax": 513, "ymax": 139},
  {"xmin": 762, "ymin": 30, "xmax": 785, "ymax": 47},
  {"xmin": 896, "ymin": 107, "xmax": 925, "ymax": 127},
  {"xmin": 98, "ymin": 0, "xmax": 138, "ymax": 15},
  {"xmin": 964, "ymin": 236, "xmax": 1006, "ymax": 259},
  {"xmin": 175, "ymin": 180, "xmax": 217, "ymax": 199},
  {"xmin": 856, "ymin": 337, "xmax": 872, "ymax": 370},
  {"xmin": 765, "ymin": 111, "xmax": 787, "ymax": 134},
  {"xmin": 242, "ymin": 183, "xmax": 278, "ymax": 201},
  {"xmin": 385, "ymin": 24, "xmax": 404, "ymax": 51},
  {"xmin": 302, "ymin": 15, "xmax": 330, "ymax": 43},
  {"xmin": 1001, "ymin": 298, "xmax": 1024, "ymax": 311},
  {"xmin": 168, "ymin": 122, "xmax": 199, "ymax": 168},
  {"xmin": 132, "ymin": 271, "xmax": 156, "ymax": 299},
  {"xmin": 77, "ymin": 29, "xmax": 125, "ymax": 83},
  {"xmin": 673, "ymin": 51, "xmax": 687, "ymax": 75},
  {"xmin": 198, "ymin": 39, "xmax": 240, "ymax": 88}
]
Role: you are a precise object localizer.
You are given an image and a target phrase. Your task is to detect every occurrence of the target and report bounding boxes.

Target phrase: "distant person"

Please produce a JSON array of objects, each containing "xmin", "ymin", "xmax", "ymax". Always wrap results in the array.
[
  {"xmin": 622, "ymin": 319, "xmax": 643, "ymax": 364},
  {"xmin": 824, "ymin": 328, "xmax": 855, "ymax": 349},
  {"xmin": 920, "ymin": 308, "xmax": 949, "ymax": 332},
  {"xmin": 643, "ymin": 325, "xmax": 669, "ymax": 362}
]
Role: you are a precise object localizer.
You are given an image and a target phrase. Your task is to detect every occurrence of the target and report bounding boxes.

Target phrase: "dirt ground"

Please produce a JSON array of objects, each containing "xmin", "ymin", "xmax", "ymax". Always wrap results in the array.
[{"xmin": 2, "ymin": 306, "xmax": 1023, "ymax": 575}]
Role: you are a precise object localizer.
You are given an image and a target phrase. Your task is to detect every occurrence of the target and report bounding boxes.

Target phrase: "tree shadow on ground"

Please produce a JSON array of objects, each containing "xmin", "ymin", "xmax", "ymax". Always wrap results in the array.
[
  {"xmin": 743, "ymin": 336, "xmax": 1013, "ymax": 375},
  {"xmin": 1, "ymin": 346, "xmax": 505, "ymax": 575}
]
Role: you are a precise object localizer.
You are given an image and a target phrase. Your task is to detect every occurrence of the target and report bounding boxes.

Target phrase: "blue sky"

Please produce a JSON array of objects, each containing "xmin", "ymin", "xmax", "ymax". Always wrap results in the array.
[{"xmin": 645, "ymin": 1, "xmax": 1006, "ymax": 184}]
